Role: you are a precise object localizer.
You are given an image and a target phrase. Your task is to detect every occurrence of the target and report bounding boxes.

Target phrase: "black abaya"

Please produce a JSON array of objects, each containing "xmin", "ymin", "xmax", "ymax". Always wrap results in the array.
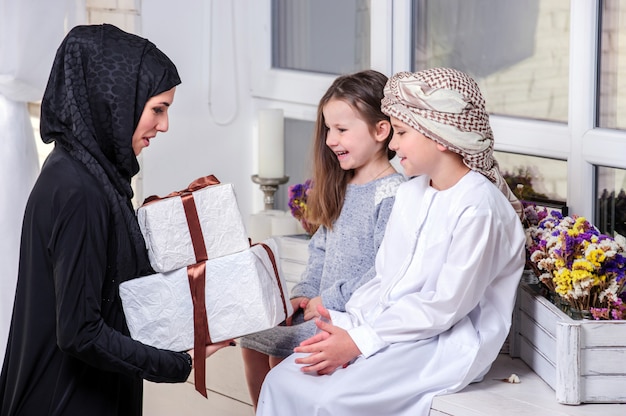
[{"xmin": 1, "ymin": 24, "xmax": 189, "ymax": 416}]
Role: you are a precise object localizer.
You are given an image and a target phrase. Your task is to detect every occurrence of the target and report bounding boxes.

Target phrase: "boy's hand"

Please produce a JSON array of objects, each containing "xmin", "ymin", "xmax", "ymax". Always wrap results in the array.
[{"xmin": 294, "ymin": 305, "xmax": 360, "ymax": 375}]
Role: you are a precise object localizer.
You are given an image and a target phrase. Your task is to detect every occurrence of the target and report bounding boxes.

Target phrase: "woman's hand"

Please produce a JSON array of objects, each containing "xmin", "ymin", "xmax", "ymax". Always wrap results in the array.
[
  {"xmin": 187, "ymin": 339, "xmax": 235, "ymax": 364},
  {"xmin": 302, "ymin": 296, "xmax": 323, "ymax": 321},
  {"xmin": 294, "ymin": 305, "xmax": 360, "ymax": 375}
]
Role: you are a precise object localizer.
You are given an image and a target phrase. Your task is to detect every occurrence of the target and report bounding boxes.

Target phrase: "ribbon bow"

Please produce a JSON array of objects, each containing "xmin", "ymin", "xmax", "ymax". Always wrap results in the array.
[{"xmin": 142, "ymin": 174, "xmax": 220, "ymax": 206}]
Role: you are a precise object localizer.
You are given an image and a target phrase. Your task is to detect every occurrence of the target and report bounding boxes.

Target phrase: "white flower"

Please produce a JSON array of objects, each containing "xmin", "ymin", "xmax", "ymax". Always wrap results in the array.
[{"xmin": 507, "ymin": 374, "xmax": 520, "ymax": 383}]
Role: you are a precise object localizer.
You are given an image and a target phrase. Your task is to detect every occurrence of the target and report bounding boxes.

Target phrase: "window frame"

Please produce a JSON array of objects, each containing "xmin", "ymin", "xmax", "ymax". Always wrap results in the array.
[
  {"xmin": 249, "ymin": 0, "xmax": 394, "ymax": 119},
  {"xmin": 250, "ymin": 0, "xmax": 626, "ymax": 220}
]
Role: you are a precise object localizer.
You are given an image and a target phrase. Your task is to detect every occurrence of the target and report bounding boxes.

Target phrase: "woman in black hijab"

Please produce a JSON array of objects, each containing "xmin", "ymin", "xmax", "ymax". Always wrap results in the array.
[{"xmin": 0, "ymin": 24, "xmax": 231, "ymax": 415}]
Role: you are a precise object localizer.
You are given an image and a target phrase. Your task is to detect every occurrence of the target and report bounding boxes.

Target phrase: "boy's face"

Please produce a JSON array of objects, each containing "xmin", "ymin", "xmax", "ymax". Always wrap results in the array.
[{"xmin": 388, "ymin": 117, "xmax": 439, "ymax": 177}]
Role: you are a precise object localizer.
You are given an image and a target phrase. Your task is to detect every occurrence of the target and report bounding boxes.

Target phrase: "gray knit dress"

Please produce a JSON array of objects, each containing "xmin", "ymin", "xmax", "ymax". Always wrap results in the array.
[{"xmin": 240, "ymin": 173, "xmax": 405, "ymax": 357}]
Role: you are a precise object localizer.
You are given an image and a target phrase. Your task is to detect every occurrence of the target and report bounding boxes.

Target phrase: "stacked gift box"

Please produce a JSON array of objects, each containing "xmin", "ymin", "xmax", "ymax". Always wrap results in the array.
[{"xmin": 119, "ymin": 175, "xmax": 292, "ymax": 396}]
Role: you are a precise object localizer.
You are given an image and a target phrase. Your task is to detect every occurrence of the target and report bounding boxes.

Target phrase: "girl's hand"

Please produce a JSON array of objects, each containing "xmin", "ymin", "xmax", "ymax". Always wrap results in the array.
[
  {"xmin": 290, "ymin": 297, "xmax": 309, "ymax": 312},
  {"xmin": 303, "ymin": 296, "xmax": 323, "ymax": 321},
  {"xmin": 286, "ymin": 297, "xmax": 309, "ymax": 325},
  {"xmin": 294, "ymin": 305, "xmax": 360, "ymax": 375}
]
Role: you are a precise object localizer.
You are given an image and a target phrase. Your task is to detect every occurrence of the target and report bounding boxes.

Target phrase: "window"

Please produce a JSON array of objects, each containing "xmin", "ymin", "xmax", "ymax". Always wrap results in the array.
[
  {"xmin": 256, "ymin": 0, "xmax": 626, "ymax": 224},
  {"xmin": 275, "ymin": 118, "xmax": 315, "ymax": 210},
  {"xmin": 496, "ymin": 151, "xmax": 568, "ymax": 206},
  {"xmin": 406, "ymin": 0, "xmax": 626, "ymax": 222},
  {"xmin": 272, "ymin": 0, "xmax": 370, "ymax": 75},
  {"xmin": 596, "ymin": 166, "xmax": 626, "ymax": 236},
  {"xmin": 599, "ymin": 0, "xmax": 626, "ymax": 130},
  {"xmin": 412, "ymin": 0, "xmax": 570, "ymax": 122},
  {"xmin": 250, "ymin": 0, "xmax": 391, "ymax": 106},
  {"xmin": 594, "ymin": 1, "xmax": 626, "ymax": 235},
  {"xmin": 250, "ymin": 0, "xmax": 386, "ymax": 212}
]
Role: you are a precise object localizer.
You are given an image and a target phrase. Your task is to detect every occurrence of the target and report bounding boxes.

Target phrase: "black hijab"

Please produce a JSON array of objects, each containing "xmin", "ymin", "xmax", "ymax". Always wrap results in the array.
[{"xmin": 40, "ymin": 24, "xmax": 181, "ymax": 279}]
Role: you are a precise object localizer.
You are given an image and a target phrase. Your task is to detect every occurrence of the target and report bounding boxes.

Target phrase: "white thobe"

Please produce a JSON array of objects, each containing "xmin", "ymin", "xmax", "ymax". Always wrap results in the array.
[{"xmin": 257, "ymin": 172, "xmax": 526, "ymax": 416}]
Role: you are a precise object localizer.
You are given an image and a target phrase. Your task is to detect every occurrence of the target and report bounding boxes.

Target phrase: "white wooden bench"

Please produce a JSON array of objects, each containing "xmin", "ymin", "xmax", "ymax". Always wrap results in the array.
[{"xmin": 430, "ymin": 353, "xmax": 626, "ymax": 415}]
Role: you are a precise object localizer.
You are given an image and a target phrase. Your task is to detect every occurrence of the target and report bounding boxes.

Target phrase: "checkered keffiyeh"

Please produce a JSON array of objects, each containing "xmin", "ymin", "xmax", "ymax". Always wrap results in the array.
[{"xmin": 381, "ymin": 68, "xmax": 523, "ymax": 218}]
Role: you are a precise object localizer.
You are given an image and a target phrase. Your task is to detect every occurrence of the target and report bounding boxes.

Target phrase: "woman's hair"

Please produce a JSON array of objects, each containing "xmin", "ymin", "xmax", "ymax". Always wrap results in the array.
[
  {"xmin": 40, "ymin": 24, "xmax": 181, "ymax": 278},
  {"xmin": 306, "ymin": 69, "xmax": 394, "ymax": 230}
]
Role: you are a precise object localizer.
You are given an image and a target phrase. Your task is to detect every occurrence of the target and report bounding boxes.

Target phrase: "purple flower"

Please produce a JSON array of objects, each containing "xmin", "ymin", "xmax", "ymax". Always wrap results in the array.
[
  {"xmin": 287, "ymin": 180, "xmax": 317, "ymax": 235},
  {"xmin": 288, "ymin": 180, "xmax": 312, "ymax": 218}
]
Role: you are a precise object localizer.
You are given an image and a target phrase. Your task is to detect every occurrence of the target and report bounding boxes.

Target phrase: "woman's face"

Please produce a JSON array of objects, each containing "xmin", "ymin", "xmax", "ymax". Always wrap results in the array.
[{"xmin": 132, "ymin": 87, "xmax": 176, "ymax": 156}]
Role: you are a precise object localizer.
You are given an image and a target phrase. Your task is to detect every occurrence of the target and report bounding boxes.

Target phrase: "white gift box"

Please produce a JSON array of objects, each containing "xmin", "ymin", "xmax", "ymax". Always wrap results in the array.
[
  {"xmin": 137, "ymin": 181, "xmax": 249, "ymax": 273},
  {"xmin": 119, "ymin": 239, "xmax": 292, "ymax": 352}
]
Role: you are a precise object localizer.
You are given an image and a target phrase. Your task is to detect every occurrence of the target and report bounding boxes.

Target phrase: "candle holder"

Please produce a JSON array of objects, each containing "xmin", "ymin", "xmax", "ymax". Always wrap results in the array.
[{"xmin": 251, "ymin": 175, "xmax": 289, "ymax": 210}]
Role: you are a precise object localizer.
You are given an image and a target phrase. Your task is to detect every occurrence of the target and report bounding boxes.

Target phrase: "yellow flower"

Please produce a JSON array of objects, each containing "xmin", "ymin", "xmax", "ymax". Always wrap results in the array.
[
  {"xmin": 586, "ymin": 247, "xmax": 605, "ymax": 267},
  {"xmin": 572, "ymin": 258, "xmax": 594, "ymax": 273},
  {"xmin": 554, "ymin": 268, "xmax": 573, "ymax": 296},
  {"xmin": 571, "ymin": 268, "xmax": 592, "ymax": 284}
]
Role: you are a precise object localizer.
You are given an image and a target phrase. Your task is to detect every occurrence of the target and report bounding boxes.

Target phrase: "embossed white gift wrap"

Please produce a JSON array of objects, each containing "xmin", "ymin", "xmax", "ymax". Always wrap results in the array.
[
  {"xmin": 137, "ymin": 182, "xmax": 249, "ymax": 273},
  {"xmin": 119, "ymin": 239, "xmax": 292, "ymax": 351}
]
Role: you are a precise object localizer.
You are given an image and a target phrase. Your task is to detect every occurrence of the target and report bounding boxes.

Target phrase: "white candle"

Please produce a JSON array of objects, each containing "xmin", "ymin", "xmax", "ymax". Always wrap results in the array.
[{"xmin": 258, "ymin": 109, "xmax": 285, "ymax": 178}]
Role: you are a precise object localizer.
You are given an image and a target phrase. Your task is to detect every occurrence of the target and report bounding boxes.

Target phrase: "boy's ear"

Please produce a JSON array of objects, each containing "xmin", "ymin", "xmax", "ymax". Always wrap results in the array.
[
  {"xmin": 436, "ymin": 143, "xmax": 448, "ymax": 152},
  {"xmin": 374, "ymin": 120, "xmax": 391, "ymax": 142}
]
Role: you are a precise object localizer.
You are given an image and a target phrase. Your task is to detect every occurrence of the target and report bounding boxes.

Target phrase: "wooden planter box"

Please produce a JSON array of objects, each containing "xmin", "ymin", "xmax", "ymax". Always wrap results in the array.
[{"xmin": 509, "ymin": 283, "xmax": 626, "ymax": 404}]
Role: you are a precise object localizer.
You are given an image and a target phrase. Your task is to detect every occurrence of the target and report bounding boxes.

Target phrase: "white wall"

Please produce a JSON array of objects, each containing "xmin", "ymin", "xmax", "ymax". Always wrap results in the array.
[{"xmin": 141, "ymin": 0, "xmax": 259, "ymax": 222}]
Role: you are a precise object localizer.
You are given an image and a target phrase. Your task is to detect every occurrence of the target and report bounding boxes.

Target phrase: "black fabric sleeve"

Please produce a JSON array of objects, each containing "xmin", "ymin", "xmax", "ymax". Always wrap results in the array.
[{"xmin": 49, "ymin": 180, "xmax": 191, "ymax": 383}]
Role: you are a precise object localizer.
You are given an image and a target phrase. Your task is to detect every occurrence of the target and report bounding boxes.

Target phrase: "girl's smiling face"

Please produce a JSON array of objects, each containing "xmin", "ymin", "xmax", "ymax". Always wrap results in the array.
[
  {"xmin": 132, "ymin": 87, "xmax": 176, "ymax": 156},
  {"xmin": 323, "ymin": 98, "xmax": 388, "ymax": 175}
]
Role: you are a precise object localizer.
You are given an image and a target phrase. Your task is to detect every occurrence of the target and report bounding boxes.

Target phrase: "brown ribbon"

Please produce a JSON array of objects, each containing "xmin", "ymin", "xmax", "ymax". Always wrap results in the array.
[
  {"xmin": 141, "ymin": 175, "xmax": 219, "ymax": 398},
  {"xmin": 185, "ymin": 242, "xmax": 289, "ymax": 398},
  {"xmin": 142, "ymin": 175, "xmax": 220, "ymax": 206},
  {"xmin": 187, "ymin": 262, "xmax": 212, "ymax": 397},
  {"xmin": 181, "ymin": 194, "xmax": 208, "ymax": 263},
  {"xmin": 253, "ymin": 243, "xmax": 289, "ymax": 322}
]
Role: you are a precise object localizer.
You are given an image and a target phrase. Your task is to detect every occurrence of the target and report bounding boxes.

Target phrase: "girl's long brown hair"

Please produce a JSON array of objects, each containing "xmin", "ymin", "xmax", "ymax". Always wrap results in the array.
[{"xmin": 306, "ymin": 69, "xmax": 395, "ymax": 230}]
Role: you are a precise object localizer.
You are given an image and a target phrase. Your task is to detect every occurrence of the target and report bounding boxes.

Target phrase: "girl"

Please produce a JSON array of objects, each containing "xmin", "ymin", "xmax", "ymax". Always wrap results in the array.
[
  {"xmin": 241, "ymin": 69, "xmax": 405, "ymax": 409},
  {"xmin": 256, "ymin": 68, "xmax": 526, "ymax": 415},
  {"xmin": 0, "ymin": 24, "xmax": 231, "ymax": 416}
]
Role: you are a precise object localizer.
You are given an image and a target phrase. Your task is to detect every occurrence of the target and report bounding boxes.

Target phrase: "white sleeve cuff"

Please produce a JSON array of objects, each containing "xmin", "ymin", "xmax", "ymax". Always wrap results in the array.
[
  {"xmin": 328, "ymin": 310, "xmax": 352, "ymax": 329},
  {"xmin": 347, "ymin": 324, "xmax": 388, "ymax": 358}
]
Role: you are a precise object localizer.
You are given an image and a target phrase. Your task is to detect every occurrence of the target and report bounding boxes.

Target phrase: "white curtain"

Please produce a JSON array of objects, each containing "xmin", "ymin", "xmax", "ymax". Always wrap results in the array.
[{"xmin": 0, "ymin": 0, "xmax": 85, "ymax": 363}]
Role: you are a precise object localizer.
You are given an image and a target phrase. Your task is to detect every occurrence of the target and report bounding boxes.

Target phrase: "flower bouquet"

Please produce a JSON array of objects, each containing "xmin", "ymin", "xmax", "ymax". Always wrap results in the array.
[
  {"xmin": 287, "ymin": 180, "xmax": 318, "ymax": 236},
  {"xmin": 524, "ymin": 203, "xmax": 626, "ymax": 320}
]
